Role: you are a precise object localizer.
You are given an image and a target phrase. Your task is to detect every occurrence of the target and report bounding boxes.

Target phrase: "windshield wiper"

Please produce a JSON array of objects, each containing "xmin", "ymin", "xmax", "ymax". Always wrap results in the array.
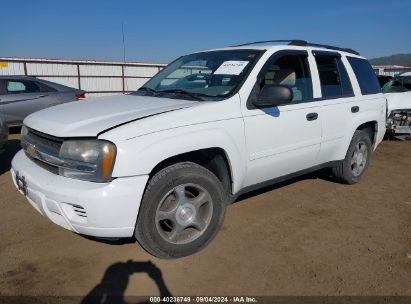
[
  {"xmin": 138, "ymin": 86, "xmax": 157, "ymax": 93},
  {"xmin": 158, "ymin": 89, "xmax": 205, "ymax": 101}
]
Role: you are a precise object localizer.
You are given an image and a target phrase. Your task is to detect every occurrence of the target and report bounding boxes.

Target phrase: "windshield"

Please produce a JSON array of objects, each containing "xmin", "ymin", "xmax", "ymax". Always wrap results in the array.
[
  {"xmin": 383, "ymin": 77, "xmax": 411, "ymax": 93},
  {"xmin": 133, "ymin": 50, "xmax": 263, "ymax": 101}
]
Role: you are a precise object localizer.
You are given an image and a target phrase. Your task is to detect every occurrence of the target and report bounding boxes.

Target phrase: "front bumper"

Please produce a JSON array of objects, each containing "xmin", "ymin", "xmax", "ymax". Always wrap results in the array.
[
  {"xmin": 11, "ymin": 150, "xmax": 149, "ymax": 238},
  {"xmin": 387, "ymin": 124, "xmax": 411, "ymax": 135},
  {"xmin": 386, "ymin": 109, "xmax": 411, "ymax": 137}
]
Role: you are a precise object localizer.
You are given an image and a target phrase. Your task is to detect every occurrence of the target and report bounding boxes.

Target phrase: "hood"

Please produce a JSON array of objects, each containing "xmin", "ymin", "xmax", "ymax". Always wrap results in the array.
[
  {"xmin": 24, "ymin": 94, "xmax": 198, "ymax": 137},
  {"xmin": 385, "ymin": 92, "xmax": 411, "ymax": 114}
]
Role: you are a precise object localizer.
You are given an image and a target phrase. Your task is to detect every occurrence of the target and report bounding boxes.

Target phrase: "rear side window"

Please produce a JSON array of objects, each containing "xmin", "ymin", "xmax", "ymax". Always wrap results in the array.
[
  {"xmin": 347, "ymin": 57, "xmax": 381, "ymax": 95},
  {"xmin": 38, "ymin": 82, "xmax": 57, "ymax": 92},
  {"xmin": 315, "ymin": 55, "xmax": 353, "ymax": 99},
  {"xmin": 6, "ymin": 80, "xmax": 41, "ymax": 94}
]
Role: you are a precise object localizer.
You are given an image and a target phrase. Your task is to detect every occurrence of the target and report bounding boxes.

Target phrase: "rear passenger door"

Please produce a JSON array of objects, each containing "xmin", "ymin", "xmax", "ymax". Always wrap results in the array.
[
  {"xmin": 242, "ymin": 50, "xmax": 323, "ymax": 186},
  {"xmin": 311, "ymin": 51, "xmax": 356, "ymax": 162},
  {"xmin": 0, "ymin": 79, "xmax": 49, "ymax": 126}
]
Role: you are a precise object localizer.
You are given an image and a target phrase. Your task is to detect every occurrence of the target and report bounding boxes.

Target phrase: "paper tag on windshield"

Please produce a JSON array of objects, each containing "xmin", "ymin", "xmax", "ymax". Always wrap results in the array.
[{"xmin": 214, "ymin": 61, "xmax": 249, "ymax": 75}]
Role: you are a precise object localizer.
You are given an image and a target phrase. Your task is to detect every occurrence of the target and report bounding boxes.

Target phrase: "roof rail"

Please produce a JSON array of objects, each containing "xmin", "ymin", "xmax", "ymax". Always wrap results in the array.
[
  {"xmin": 230, "ymin": 39, "xmax": 360, "ymax": 55},
  {"xmin": 289, "ymin": 40, "xmax": 360, "ymax": 55},
  {"xmin": 230, "ymin": 39, "xmax": 304, "ymax": 47}
]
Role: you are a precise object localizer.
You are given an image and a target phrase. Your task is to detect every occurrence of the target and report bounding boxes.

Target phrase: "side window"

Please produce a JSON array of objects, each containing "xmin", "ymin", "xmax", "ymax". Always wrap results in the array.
[
  {"xmin": 347, "ymin": 57, "xmax": 381, "ymax": 95},
  {"xmin": 260, "ymin": 54, "xmax": 313, "ymax": 103},
  {"xmin": 6, "ymin": 80, "xmax": 41, "ymax": 94},
  {"xmin": 315, "ymin": 55, "xmax": 353, "ymax": 99},
  {"xmin": 7, "ymin": 81, "xmax": 26, "ymax": 93}
]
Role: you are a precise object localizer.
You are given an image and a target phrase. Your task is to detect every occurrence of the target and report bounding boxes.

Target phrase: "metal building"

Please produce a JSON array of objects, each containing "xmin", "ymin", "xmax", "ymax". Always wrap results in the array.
[
  {"xmin": 0, "ymin": 57, "xmax": 166, "ymax": 98},
  {"xmin": 373, "ymin": 65, "xmax": 411, "ymax": 76}
]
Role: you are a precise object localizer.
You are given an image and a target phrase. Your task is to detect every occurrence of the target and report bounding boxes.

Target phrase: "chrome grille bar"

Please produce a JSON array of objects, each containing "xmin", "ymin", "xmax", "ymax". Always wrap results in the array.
[{"xmin": 21, "ymin": 128, "xmax": 97, "ymax": 173}]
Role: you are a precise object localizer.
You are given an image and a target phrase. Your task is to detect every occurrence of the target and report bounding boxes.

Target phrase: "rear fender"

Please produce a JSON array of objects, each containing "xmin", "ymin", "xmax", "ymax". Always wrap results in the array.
[{"xmin": 337, "ymin": 110, "xmax": 382, "ymax": 160}]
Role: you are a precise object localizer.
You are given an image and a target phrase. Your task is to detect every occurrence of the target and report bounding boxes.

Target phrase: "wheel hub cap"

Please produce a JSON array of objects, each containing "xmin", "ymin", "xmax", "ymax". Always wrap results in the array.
[
  {"xmin": 155, "ymin": 183, "xmax": 213, "ymax": 244},
  {"xmin": 357, "ymin": 153, "xmax": 363, "ymax": 165},
  {"xmin": 351, "ymin": 141, "xmax": 368, "ymax": 177},
  {"xmin": 177, "ymin": 204, "xmax": 196, "ymax": 225}
]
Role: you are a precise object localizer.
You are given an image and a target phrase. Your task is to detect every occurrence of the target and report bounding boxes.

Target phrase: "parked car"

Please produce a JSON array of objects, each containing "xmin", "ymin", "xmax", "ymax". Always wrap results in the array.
[
  {"xmin": 11, "ymin": 40, "xmax": 386, "ymax": 258},
  {"xmin": 0, "ymin": 76, "xmax": 85, "ymax": 127},
  {"xmin": 383, "ymin": 75, "xmax": 411, "ymax": 139},
  {"xmin": 0, "ymin": 113, "xmax": 8, "ymax": 154}
]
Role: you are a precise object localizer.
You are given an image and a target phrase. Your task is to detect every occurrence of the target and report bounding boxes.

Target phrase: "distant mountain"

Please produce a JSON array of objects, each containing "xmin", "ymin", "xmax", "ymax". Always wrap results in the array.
[{"xmin": 369, "ymin": 53, "xmax": 411, "ymax": 66}]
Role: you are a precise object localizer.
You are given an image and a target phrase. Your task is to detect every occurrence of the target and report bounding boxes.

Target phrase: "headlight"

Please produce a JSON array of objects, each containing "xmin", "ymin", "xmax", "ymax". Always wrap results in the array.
[
  {"xmin": 386, "ymin": 117, "xmax": 393, "ymax": 128},
  {"xmin": 21, "ymin": 125, "xmax": 29, "ymax": 137},
  {"xmin": 59, "ymin": 139, "xmax": 116, "ymax": 182}
]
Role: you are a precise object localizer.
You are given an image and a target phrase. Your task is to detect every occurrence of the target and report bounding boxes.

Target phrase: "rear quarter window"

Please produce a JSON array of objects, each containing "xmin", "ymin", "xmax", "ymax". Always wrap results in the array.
[
  {"xmin": 38, "ymin": 82, "xmax": 57, "ymax": 92},
  {"xmin": 347, "ymin": 57, "xmax": 381, "ymax": 95}
]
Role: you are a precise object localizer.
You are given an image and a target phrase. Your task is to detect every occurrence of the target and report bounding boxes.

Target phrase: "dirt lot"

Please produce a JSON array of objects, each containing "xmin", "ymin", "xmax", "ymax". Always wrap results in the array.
[{"xmin": 0, "ymin": 133, "xmax": 410, "ymax": 300}]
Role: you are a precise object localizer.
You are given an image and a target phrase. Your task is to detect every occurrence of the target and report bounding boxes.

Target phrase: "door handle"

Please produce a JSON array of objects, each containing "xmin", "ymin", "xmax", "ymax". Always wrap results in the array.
[
  {"xmin": 306, "ymin": 113, "xmax": 318, "ymax": 121},
  {"xmin": 351, "ymin": 106, "xmax": 359, "ymax": 113},
  {"xmin": 38, "ymin": 95, "xmax": 49, "ymax": 98}
]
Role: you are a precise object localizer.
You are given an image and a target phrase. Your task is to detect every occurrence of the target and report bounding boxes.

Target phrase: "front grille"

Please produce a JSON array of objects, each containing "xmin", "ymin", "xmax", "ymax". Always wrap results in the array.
[
  {"xmin": 72, "ymin": 205, "xmax": 87, "ymax": 218},
  {"xmin": 26, "ymin": 128, "xmax": 63, "ymax": 154},
  {"xmin": 23, "ymin": 128, "xmax": 64, "ymax": 175}
]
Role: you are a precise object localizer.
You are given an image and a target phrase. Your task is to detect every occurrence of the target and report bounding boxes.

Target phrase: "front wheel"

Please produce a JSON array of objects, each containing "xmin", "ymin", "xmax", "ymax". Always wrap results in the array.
[
  {"xmin": 135, "ymin": 162, "xmax": 227, "ymax": 259},
  {"xmin": 332, "ymin": 130, "xmax": 372, "ymax": 184}
]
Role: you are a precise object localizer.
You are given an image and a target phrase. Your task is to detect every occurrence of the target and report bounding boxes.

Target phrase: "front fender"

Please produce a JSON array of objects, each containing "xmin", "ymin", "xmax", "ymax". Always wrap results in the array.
[{"xmin": 102, "ymin": 119, "xmax": 247, "ymax": 194}]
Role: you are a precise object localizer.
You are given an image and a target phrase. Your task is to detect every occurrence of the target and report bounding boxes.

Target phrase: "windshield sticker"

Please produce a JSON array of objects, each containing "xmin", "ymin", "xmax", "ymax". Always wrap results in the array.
[{"xmin": 214, "ymin": 61, "xmax": 249, "ymax": 75}]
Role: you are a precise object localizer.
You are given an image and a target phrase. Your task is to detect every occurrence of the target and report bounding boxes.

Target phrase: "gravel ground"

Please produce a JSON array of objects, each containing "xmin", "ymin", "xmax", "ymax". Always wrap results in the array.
[{"xmin": 0, "ymin": 134, "xmax": 410, "ymax": 300}]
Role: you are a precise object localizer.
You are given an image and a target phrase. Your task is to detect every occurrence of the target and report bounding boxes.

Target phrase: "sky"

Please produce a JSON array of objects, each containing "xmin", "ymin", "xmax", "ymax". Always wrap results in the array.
[{"xmin": 1, "ymin": 0, "xmax": 410, "ymax": 64}]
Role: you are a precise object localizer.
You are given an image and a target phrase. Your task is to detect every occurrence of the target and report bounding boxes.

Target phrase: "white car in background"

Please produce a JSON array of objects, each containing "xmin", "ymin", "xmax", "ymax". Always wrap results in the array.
[{"xmin": 383, "ymin": 74, "xmax": 411, "ymax": 139}]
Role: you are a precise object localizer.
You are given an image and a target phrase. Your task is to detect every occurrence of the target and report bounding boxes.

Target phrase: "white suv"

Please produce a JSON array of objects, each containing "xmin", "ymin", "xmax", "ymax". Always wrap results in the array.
[{"xmin": 11, "ymin": 40, "xmax": 386, "ymax": 258}]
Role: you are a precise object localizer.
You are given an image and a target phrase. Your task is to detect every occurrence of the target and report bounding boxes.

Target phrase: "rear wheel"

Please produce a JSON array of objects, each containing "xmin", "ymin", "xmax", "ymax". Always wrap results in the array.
[
  {"xmin": 332, "ymin": 130, "xmax": 372, "ymax": 184},
  {"xmin": 135, "ymin": 162, "xmax": 227, "ymax": 259}
]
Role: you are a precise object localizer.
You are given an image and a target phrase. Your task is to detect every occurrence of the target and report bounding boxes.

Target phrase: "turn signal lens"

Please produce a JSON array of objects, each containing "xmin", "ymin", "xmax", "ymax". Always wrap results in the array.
[{"xmin": 101, "ymin": 143, "xmax": 116, "ymax": 178}]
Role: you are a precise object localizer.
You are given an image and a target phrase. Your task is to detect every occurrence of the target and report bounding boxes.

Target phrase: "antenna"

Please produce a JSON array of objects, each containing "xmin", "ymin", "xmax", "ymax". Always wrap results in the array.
[
  {"xmin": 121, "ymin": 22, "xmax": 126, "ymax": 62},
  {"xmin": 121, "ymin": 22, "xmax": 128, "ymax": 93}
]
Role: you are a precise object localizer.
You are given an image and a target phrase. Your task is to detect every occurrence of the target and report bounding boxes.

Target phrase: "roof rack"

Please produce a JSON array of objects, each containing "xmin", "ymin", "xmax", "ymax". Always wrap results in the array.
[{"xmin": 230, "ymin": 39, "xmax": 360, "ymax": 55}]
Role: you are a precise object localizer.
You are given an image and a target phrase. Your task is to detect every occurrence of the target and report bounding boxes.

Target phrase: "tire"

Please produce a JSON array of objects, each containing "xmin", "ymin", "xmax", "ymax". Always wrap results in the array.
[
  {"xmin": 332, "ymin": 129, "xmax": 372, "ymax": 185},
  {"xmin": 135, "ymin": 162, "xmax": 227, "ymax": 259}
]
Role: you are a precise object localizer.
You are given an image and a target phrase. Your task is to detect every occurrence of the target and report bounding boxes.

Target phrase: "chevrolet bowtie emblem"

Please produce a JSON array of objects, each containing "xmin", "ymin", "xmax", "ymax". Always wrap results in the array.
[{"xmin": 26, "ymin": 144, "xmax": 37, "ymax": 159}]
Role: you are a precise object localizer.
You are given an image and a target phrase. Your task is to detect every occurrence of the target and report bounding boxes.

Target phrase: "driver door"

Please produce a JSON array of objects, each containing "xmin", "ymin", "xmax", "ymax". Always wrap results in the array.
[{"xmin": 242, "ymin": 50, "xmax": 323, "ymax": 187}]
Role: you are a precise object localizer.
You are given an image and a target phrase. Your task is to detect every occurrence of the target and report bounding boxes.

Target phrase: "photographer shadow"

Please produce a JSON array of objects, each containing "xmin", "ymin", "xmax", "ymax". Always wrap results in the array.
[{"xmin": 81, "ymin": 260, "xmax": 173, "ymax": 304}]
